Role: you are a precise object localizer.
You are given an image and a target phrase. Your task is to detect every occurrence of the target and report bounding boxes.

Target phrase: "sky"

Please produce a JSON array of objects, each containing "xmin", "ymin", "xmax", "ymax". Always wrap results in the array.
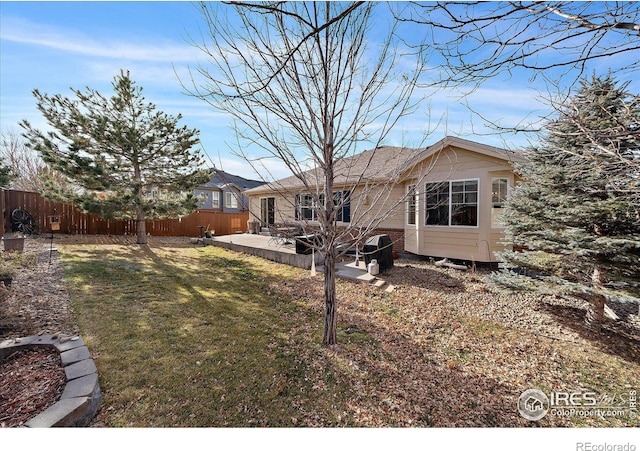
[{"xmin": 1, "ymin": 1, "xmax": 638, "ymax": 182}]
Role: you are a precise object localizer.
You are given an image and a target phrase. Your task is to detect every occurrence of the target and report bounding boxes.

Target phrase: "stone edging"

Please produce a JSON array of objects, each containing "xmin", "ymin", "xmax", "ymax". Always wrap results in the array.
[{"xmin": 0, "ymin": 334, "xmax": 101, "ymax": 427}]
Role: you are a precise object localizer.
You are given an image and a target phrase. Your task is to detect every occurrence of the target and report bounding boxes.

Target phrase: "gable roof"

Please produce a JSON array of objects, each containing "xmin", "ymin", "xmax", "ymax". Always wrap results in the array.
[
  {"xmin": 244, "ymin": 136, "xmax": 526, "ymax": 195},
  {"xmin": 244, "ymin": 146, "xmax": 421, "ymax": 195},
  {"xmin": 198, "ymin": 169, "xmax": 265, "ymax": 191},
  {"xmin": 397, "ymin": 136, "xmax": 527, "ymax": 175}
]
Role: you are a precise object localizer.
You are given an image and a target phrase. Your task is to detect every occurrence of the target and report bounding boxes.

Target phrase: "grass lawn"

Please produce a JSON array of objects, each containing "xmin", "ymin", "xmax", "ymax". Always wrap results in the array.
[{"xmin": 58, "ymin": 238, "xmax": 639, "ymax": 427}]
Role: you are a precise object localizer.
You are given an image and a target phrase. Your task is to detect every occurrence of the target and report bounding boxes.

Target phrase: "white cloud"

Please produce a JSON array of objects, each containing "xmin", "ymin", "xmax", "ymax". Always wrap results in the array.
[{"xmin": 1, "ymin": 16, "xmax": 201, "ymax": 62}]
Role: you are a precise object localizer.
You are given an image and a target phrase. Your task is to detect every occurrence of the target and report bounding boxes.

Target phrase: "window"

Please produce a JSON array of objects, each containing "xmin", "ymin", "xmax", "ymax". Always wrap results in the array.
[
  {"xmin": 334, "ymin": 190, "xmax": 351, "ymax": 223},
  {"xmin": 295, "ymin": 191, "xmax": 351, "ymax": 223},
  {"xmin": 425, "ymin": 182, "xmax": 450, "ymax": 226},
  {"xmin": 260, "ymin": 197, "xmax": 275, "ymax": 225},
  {"xmin": 225, "ymin": 192, "xmax": 238, "ymax": 209},
  {"xmin": 407, "ymin": 184, "xmax": 417, "ymax": 225},
  {"xmin": 296, "ymin": 194, "xmax": 315, "ymax": 220},
  {"xmin": 212, "ymin": 191, "xmax": 220, "ymax": 209},
  {"xmin": 425, "ymin": 180, "xmax": 478, "ymax": 227},
  {"xmin": 491, "ymin": 178, "xmax": 509, "ymax": 228},
  {"xmin": 450, "ymin": 180, "xmax": 477, "ymax": 226}
]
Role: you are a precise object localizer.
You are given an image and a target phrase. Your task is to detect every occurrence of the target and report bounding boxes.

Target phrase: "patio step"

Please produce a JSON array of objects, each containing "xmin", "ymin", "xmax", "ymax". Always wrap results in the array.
[
  {"xmin": 371, "ymin": 279, "xmax": 395, "ymax": 293},
  {"xmin": 316, "ymin": 262, "xmax": 393, "ymax": 291},
  {"xmin": 373, "ymin": 279, "xmax": 386, "ymax": 288}
]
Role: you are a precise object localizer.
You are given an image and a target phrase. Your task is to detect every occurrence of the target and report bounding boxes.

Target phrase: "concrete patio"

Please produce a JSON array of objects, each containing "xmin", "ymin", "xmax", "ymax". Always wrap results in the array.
[
  {"xmin": 209, "ymin": 233, "xmax": 323, "ymax": 270},
  {"xmin": 208, "ymin": 233, "xmax": 394, "ymax": 291}
]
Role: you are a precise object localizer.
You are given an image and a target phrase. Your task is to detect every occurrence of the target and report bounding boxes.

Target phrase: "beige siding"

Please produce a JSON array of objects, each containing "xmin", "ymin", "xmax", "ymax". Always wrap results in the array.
[
  {"xmin": 350, "ymin": 184, "xmax": 404, "ymax": 229},
  {"xmin": 403, "ymin": 146, "xmax": 517, "ymax": 262},
  {"xmin": 247, "ymin": 143, "xmax": 519, "ymax": 262},
  {"xmin": 249, "ymin": 192, "xmax": 295, "ymax": 225},
  {"xmin": 420, "ymin": 229, "xmax": 487, "ymax": 262},
  {"xmin": 249, "ymin": 183, "xmax": 404, "ymax": 229}
]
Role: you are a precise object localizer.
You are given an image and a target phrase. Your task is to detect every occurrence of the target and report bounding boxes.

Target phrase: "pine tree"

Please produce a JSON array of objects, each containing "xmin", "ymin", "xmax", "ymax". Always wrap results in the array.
[
  {"xmin": 21, "ymin": 70, "xmax": 210, "ymax": 244},
  {"xmin": 0, "ymin": 161, "xmax": 15, "ymax": 188},
  {"xmin": 491, "ymin": 74, "xmax": 640, "ymax": 330}
]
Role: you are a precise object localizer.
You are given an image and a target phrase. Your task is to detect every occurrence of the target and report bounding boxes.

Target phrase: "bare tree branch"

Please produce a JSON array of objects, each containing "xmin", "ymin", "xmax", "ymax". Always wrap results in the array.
[
  {"xmin": 401, "ymin": 1, "xmax": 640, "ymax": 86},
  {"xmin": 183, "ymin": 1, "xmax": 431, "ymax": 345}
]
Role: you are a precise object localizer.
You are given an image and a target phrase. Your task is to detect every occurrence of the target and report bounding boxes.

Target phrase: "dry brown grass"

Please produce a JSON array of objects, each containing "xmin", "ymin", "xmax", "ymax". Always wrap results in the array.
[{"xmin": 56, "ymin": 237, "xmax": 639, "ymax": 427}]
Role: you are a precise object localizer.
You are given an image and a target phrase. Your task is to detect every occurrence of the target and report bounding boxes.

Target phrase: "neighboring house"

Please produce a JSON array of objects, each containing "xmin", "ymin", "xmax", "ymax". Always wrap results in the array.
[
  {"xmin": 195, "ymin": 169, "xmax": 264, "ymax": 213},
  {"xmin": 243, "ymin": 136, "xmax": 527, "ymax": 263}
]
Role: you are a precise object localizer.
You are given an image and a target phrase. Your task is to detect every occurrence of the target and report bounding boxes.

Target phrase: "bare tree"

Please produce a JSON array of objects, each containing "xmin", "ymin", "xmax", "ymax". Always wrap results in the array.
[
  {"xmin": 401, "ymin": 2, "xmax": 640, "ymax": 87},
  {"xmin": 183, "ymin": 1, "xmax": 430, "ymax": 345},
  {"xmin": 0, "ymin": 129, "xmax": 69, "ymax": 193}
]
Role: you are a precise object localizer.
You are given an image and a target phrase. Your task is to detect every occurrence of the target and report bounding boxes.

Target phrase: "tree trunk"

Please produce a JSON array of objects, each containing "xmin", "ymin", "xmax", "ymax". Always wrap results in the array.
[
  {"xmin": 584, "ymin": 267, "xmax": 605, "ymax": 331},
  {"xmin": 133, "ymin": 162, "xmax": 147, "ymax": 245},
  {"xmin": 322, "ymin": 248, "xmax": 337, "ymax": 345},
  {"xmin": 136, "ymin": 205, "xmax": 147, "ymax": 245},
  {"xmin": 584, "ymin": 294, "xmax": 605, "ymax": 331}
]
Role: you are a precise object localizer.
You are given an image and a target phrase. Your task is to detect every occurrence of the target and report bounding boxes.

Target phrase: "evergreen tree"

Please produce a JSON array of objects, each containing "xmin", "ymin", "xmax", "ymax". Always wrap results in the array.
[
  {"xmin": 491, "ymin": 74, "xmax": 640, "ymax": 330},
  {"xmin": 21, "ymin": 70, "xmax": 210, "ymax": 244},
  {"xmin": 0, "ymin": 161, "xmax": 15, "ymax": 188}
]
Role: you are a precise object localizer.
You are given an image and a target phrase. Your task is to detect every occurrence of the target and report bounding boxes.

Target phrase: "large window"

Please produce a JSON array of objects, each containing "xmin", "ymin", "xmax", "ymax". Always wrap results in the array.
[
  {"xmin": 333, "ymin": 190, "xmax": 351, "ymax": 223},
  {"xmin": 425, "ymin": 180, "xmax": 478, "ymax": 227},
  {"xmin": 295, "ymin": 190, "xmax": 351, "ymax": 223},
  {"xmin": 425, "ymin": 182, "xmax": 450, "ymax": 225},
  {"xmin": 296, "ymin": 194, "xmax": 315, "ymax": 220},
  {"xmin": 491, "ymin": 178, "xmax": 509, "ymax": 228}
]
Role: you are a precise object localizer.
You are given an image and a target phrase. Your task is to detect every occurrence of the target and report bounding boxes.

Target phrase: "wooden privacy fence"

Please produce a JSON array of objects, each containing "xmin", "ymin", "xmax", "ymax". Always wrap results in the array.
[{"xmin": 1, "ymin": 189, "xmax": 249, "ymax": 237}]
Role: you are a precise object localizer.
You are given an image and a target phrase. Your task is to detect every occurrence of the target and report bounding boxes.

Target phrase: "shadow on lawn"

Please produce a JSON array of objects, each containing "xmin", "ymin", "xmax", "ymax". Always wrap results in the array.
[
  {"xmin": 57, "ymin": 240, "xmax": 636, "ymax": 426},
  {"xmin": 326, "ymin": 308, "xmax": 534, "ymax": 426},
  {"xmin": 61, "ymin": 243, "xmax": 333, "ymax": 426},
  {"xmin": 139, "ymin": 244, "xmax": 210, "ymax": 306},
  {"xmin": 540, "ymin": 301, "xmax": 640, "ymax": 364}
]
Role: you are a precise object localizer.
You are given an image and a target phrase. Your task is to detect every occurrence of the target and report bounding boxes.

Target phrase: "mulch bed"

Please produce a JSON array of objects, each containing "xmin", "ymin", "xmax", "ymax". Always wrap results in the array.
[
  {"xmin": 1, "ymin": 236, "xmax": 78, "ymax": 428},
  {"xmin": 0, "ymin": 346, "xmax": 66, "ymax": 428}
]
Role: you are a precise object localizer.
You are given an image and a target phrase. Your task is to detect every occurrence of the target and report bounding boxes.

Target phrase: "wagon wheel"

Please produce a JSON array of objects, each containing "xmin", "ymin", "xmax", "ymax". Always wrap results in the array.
[{"xmin": 11, "ymin": 208, "xmax": 36, "ymax": 235}]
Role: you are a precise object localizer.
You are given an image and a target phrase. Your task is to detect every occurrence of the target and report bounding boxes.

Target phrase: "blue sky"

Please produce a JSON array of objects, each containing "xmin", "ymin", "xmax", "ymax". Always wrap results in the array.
[{"xmin": 1, "ymin": 1, "xmax": 637, "ymax": 181}]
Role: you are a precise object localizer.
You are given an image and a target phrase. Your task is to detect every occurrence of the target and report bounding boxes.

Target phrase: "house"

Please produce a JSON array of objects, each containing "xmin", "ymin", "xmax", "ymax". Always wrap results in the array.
[
  {"xmin": 243, "ymin": 136, "xmax": 527, "ymax": 263},
  {"xmin": 195, "ymin": 168, "xmax": 264, "ymax": 213}
]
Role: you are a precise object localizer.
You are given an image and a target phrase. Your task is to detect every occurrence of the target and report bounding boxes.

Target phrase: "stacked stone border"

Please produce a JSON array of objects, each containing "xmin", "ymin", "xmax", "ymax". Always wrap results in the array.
[{"xmin": 0, "ymin": 334, "xmax": 101, "ymax": 427}]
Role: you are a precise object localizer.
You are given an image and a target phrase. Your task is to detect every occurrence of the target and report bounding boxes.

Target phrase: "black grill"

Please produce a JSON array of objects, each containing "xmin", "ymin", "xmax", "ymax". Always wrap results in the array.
[
  {"xmin": 295, "ymin": 234, "xmax": 321, "ymax": 255},
  {"xmin": 362, "ymin": 234, "xmax": 394, "ymax": 271}
]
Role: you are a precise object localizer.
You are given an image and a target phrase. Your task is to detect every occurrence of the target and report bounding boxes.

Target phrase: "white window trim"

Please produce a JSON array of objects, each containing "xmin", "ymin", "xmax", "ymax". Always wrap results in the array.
[
  {"xmin": 211, "ymin": 191, "xmax": 221, "ymax": 209},
  {"xmin": 491, "ymin": 177, "xmax": 510, "ymax": 229},
  {"xmin": 225, "ymin": 191, "xmax": 238, "ymax": 209},
  {"xmin": 297, "ymin": 193, "xmax": 318, "ymax": 221},
  {"xmin": 296, "ymin": 191, "xmax": 351, "ymax": 224},
  {"xmin": 424, "ymin": 178, "xmax": 480, "ymax": 228},
  {"xmin": 406, "ymin": 183, "xmax": 417, "ymax": 226},
  {"xmin": 260, "ymin": 196, "xmax": 275, "ymax": 225}
]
